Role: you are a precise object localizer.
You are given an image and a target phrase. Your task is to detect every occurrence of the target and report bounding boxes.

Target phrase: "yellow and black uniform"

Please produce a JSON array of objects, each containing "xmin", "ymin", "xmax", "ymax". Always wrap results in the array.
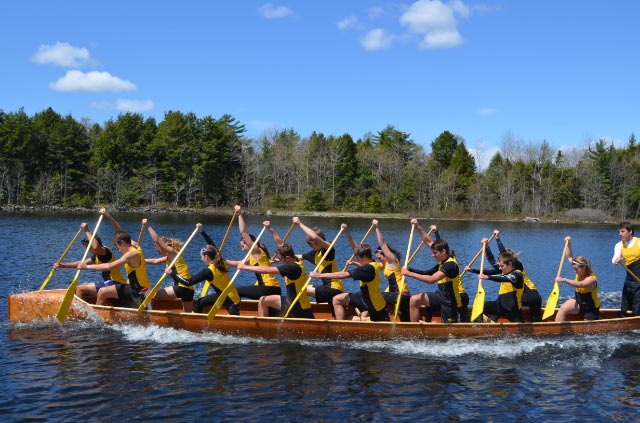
[
  {"xmin": 618, "ymin": 237, "xmax": 640, "ymax": 315},
  {"xmin": 172, "ymin": 263, "xmax": 240, "ymax": 315},
  {"xmin": 167, "ymin": 255, "xmax": 194, "ymax": 303},
  {"xmin": 114, "ymin": 246, "xmax": 150, "ymax": 308},
  {"xmin": 381, "ymin": 265, "xmax": 410, "ymax": 322},
  {"xmin": 92, "ymin": 246, "xmax": 126, "ymax": 284},
  {"xmin": 411, "ymin": 257, "xmax": 463, "ymax": 323},
  {"xmin": 487, "ymin": 239, "xmax": 542, "ymax": 321},
  {"xmin": 349, "ymin": 261, "xmax": 389, "ymax": 322},
  {"xmin": 236, "ymin": 249, "xmax": 282, "ymax": 299},
  {"xmin": 472, "ymin": 267, "xmax": 524, "ymax": 322},
  {"xmin": 302, "ymin": 247, "xmax": 344, "ymax": 308},
  {"xmin": 278, "ymin": 260, "xmax": 314, "ymax": 319},
  {"xmin": 574, "ymin": 272, "xmax": 600, "ymax": 320}
]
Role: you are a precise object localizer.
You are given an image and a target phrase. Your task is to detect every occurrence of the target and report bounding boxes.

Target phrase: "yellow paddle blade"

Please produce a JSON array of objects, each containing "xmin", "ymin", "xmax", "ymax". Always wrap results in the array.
[
  {"xmin": 200, "ymin": 281, "xmax": 211, "ymax": 297},
  {"xmin": 208, "ymin": 225, "xmax": 268, "ymax": 322},
  {"xmin": 55, "ymin": 215, "xmax": 104, "ymax": 323},
  {"xmin": 206, "ymin": 269, "xmax": 242, "ymax": 322},
  {"xmin": 138, "ymin": 225, "xmax": 201, "ymax": 315},
  {"xmin": 470, "ymin": 280, "xmax": 485, "ymax": 322},
  {"xmin": 40, "ymin": 228, "xmax": 83, "ymax": 291},
  {"xmin": 542, "ymin": 282, "xmax": 560, "ymax": 321},
  {"xmin": 282, "ymin": 227, "xmax": 345, "ymax": 320},
  {"xmin": 55, "ymin": 276, "xmax": 80, "ymax": 322}
]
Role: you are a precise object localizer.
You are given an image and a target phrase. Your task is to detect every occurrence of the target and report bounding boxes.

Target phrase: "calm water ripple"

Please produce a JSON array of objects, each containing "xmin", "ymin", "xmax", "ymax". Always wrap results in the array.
[{"xmin": 2, "ymin": 212, "xmax": 640, "ymax": 422}]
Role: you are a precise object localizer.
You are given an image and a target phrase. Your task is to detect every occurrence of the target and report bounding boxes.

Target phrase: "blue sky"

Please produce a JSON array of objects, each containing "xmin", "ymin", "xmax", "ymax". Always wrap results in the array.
[{"xmin": 1, "ymin": 1, "xmax": 639, "ymax": 167}]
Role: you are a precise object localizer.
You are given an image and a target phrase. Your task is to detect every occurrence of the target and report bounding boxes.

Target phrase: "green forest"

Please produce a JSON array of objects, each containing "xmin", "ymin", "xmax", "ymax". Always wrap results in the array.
[{"xmin": 1, "ymin": 107, "xmax": 638, "ymax": 221}]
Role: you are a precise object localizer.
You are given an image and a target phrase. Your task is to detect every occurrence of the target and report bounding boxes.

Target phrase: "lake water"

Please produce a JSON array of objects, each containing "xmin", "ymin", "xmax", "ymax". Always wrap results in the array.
[{"xmin": 2, "ymin": 211, "xmax": 639, "ymax": 422}]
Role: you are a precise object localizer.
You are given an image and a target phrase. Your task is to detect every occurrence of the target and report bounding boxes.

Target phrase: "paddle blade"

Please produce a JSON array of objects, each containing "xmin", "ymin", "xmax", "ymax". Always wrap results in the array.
[
  {"xmin": 55, "ymin": 275, "xmax": 79, "ymax": 323},
  {"xmin": 39, "ymin": 267, "xmax": 57, "ymax": 291},
  {"xmin": 137, "ymin": 274, "xmax": 168, "ymax": 315},
  {"xmin": 200, "ymin": 281, "xmax": 211, "ymax": 298},
  {"xmin": 470, "ymin": 281, "xmax": 485, "ymax": 322},
  {"xmin": 542, "ymin": 282, "xmax": 560, "ymax": 321},
  {"xmin": 207, "ymin": 271, "xmax": 240, "ymax": 322}
]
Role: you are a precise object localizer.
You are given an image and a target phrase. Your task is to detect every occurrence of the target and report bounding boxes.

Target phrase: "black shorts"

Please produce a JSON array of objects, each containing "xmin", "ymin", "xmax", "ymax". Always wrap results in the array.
[
  {"xmin": 236, "ymin": 284, "xmax": 281, "ymax": 300},
  {"xmin": 281, "ymin": 295, "xmax": 314, "ymax": 319},
  {"xmin": 173, "ymin": 285, "xmax": 195, "ymax": 302},
  {"xmin": 348, "ymin": 291, "xmax": 368, "ymax": 311},
  {"xmin": 114, "ymin": 284, "xmax": 145, "ymax": 308},
  {"xmin": 314, "ymin": 285, "xmax": 343, "ymax": 304}
]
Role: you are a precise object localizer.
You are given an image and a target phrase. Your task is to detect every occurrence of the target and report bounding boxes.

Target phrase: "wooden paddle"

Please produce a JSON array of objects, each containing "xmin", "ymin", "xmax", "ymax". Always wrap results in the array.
[
  {"xmin": 460, "ymin": 233, "xmax": 496, "ymax": 278},
  {"xmin": 39, "ymin": 228, "xmax": 83, "ymax": 291},
  {"xmin": 406, "ymin": 227, "xmax": 434, "ymax": 266},
  {"xmin": 282, "ymin": 227, "xmax": 344, "ymax": 320},
  {"xmin": 271, "ymin": 222, "xmax": 296, "ymax": 261},
  {"xmin": 200, "ymin": 210, "xmax": 238, "ymax": 297},
  {"xmin": 137, "ymin": 223, "xmax": 145, "ymax": 245},
  {"xmin": 207, "ymin": 225, "xmax": 268, "ymax": 322},
  {"xmin": 620, "ymin": 262, "xmax": 640, "ymax": 283},
  {"xmin": 393, "ymin": 223, "xmax": 415, "ymax": 321},
  {"xmin": 470, "ymin": 241, "xmax": 487, "ymax": 322},
  {"xmin": 542, "ymin": 239, "xmax": 570, "ymax": 321},
  {"xmin": 340, "ymin": 223, "xmax": 375, "ymax": 272},
  {"xmin": 55, "ymin": 215, "xmax": 104, "ymax": 323},
  {"xmin": 137, "ymin": 225, "xmax": 200, "ymax": 315}
]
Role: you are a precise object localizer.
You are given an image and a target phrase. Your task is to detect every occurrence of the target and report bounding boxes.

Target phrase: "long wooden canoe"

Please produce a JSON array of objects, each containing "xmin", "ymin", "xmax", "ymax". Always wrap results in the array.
[{"xmin": 8, "ymin": 289, "xmax": 640, "ymax": 340}]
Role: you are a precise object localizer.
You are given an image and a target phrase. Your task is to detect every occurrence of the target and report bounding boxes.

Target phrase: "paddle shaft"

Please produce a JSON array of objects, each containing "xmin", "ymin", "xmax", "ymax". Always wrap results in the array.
[
  {"xmin": 137, "ymin": 223, "xmax": 145, "ymax": 245},
  {"xmin": 39, "ymin": 228, "xmax": 83, "ymax": 291},
  {"xmin": 341, "ymin": 223, "xmax": 375, "ymax": 272},
  {"xmin": 542, "ymin": 239, "xmax": 569, "ymax": 320},
  {"xmin": 620, "ymin": 262, "xmax": 640, "ymax": 283},
  {"xmin": 207, "ymin": 225, "xmax": 268, "ymax": 321},
  {"xmin": 470, "ymin": 243, "xmax": 487, "ymax": 322},
  {"xmin": 406, "ymin": 228, "xmax": 434, "ymax": 265},
  {"xmin": 393, "ymin": 224, "xmax": 415, "ymax": 321},
  {"xmin": 199, "ymin": 211, "xmax": 239, "ymax": 297},
  {"xmin": 271, "ymin": 222, "xmax": 296, "ymax": 261},
  {"xmin": 283, "ymin": 227, "xmax": 345, "ymax": 320},
  {"xmin": 460, "ymin": 233, "xmax": 496, "ymax": 278},
  {"xmin": 137, "ymin": 225, "xmax": 201, "ymax": 314},
  {"xmin": 55, "ymin": 215, "xmax": 104, "ymax": 323}
]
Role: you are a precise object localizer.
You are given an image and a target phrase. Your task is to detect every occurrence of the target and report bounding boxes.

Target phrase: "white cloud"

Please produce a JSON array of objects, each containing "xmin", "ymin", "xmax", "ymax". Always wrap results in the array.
[
  {"xmin": 478, "ymin": 107, "xmax": 496, "ymax": 116},
  {"xmin": 368, "ymin": 7, "xmax": 384, "ymax": 20},
  {"xmin": 90, "ymin": 99, "xmax": 154, "ymax": 112},
  {"xmin": 361, "ymin": 28, "xmax": 394, "ymax": 51},
  {"xmin": 337, "ymin": 15, "xmax": 359, "ymax": 31},
  {"xmin": 258, "ymin": 3, "xmax": 292, "ymax": 19},
  {"xmin": 31, "ymin": 42, "xmax": 94, "ymax": 67},
  {"xmin": 400, "ymin": 0, "xmax": 469, "ymax": 49},
  {"xmin": 49, "ymin": 70, "xmax": 136, "ymax": 92},
  {"xmin": 115, "ymin": 99, "xmax": 154, "ymax": 112}
]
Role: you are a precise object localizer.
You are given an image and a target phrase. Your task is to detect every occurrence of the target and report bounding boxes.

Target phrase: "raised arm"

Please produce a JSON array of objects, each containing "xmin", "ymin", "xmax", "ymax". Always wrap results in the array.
[
  {"xmin": 143, "ymin": 218, "xmax": 174, "ymax": 257},
  {"xmin": 410, "ymin": 218, "xmax": 434, "ymax": 247},
  {"xmin": 264, "ymin": 220, "xmax": 284, "ymax": 247},
  {"xmin": 342, "ymin": 223, "xmax": 358, "ymax": 252},
  {"xmin": 564, "ymin": 236, "xmax": 575, "ymax": 264},
  {"xmin": 235, "ymin": 205, "xmax": 255, "ymax": 248},
  {"xmin": 494, "ymin": 230, "xmax": 507, "ymax": 253},
  {"xmin": 100, "ymin": 207, "xmax": 124, "ymax": 233},
  {"xmin": 198, "ymin": 223, "xmax": 216, "ymax": 246},
  {"xmin": 373, "ymin": 219, "xmax": 398, "ymax": 265},
  {"xmin": 293, "ymin": 216, "xmax": 331, "ymax": 249}
]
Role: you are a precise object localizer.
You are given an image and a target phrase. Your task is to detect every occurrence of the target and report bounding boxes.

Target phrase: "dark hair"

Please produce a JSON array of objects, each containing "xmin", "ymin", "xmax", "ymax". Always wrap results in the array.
[
  {"xmin": 431, "ymin": 239, "xmax": 455, "ymax": 258},
  {"xmin": 82, "ymin": 236, "xmax": 102, "ymax": 246},
  {"xmin": 248, "ymin": 234, "xmax": 270, "ymax": 258},
  {"xmin": 619, "ymin": 221, "xmax": 634, "ymax": 234},
  {"xmin": 202, "ymin": 244, "xmax": 227, "ymax": 272},
  {"xmin": 277, "ymin": 243, "xmax": 296, "ymax": 259},
  {"xmin": 306, "ymin": 227, "xmax": 326, "ymax": 244},
  {"xmin": 113, "ymin": 231, "xmax": 131, "ymax": 245},
  {"xmin": 498, "ymin": 251, "xmax": 516, "ymax": 267},
  {"xmin": 356, "ymin": 244, "xmax": 372, "ymax": 260}
]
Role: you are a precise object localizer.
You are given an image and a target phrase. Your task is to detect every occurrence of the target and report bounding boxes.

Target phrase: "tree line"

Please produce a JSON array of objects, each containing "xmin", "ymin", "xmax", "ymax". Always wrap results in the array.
[{"xmin": 1, "ymin": 107, "xmax": 638, "ymax": 220}]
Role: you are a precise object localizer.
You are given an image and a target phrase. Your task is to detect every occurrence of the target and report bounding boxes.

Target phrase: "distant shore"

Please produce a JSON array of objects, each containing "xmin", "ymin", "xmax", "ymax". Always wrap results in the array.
[{"xmin": 0, "ymin": 204, "xmax": 619, "ymax": 225}]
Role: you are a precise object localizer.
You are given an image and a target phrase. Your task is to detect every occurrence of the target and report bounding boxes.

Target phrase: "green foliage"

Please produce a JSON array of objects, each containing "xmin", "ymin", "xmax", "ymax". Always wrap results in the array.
[{"xmin": 303, "ymin": 186, "xmax": 327, "ymax": 211}]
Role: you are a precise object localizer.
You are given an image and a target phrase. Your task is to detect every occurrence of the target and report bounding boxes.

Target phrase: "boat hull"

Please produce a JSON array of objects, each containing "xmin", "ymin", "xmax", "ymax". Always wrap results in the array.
[{"xmin": 8, "ymin": 290, "xmax": 640, "ymax": 340}]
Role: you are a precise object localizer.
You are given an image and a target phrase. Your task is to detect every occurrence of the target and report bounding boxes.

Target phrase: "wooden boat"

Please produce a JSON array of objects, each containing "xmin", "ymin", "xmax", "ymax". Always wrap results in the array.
[{"xmin": 8, "ymin": 289, "xmax": 640, "ymax": 340}]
